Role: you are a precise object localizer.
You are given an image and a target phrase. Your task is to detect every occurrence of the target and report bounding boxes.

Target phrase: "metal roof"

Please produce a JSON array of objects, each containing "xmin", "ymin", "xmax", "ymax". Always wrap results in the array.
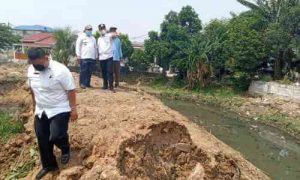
[{"xmin": 14, "ymin": 25, "xmax": 54, "ymax": 32}]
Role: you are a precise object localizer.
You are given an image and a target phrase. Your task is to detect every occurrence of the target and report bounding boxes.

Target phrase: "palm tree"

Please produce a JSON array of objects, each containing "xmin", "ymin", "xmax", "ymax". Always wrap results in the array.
[
  {"xmin": 237, "ymin": 0, "xmax": 299, "ymax": 23},
  {"xmin": 52, "ymin": 27, "xmax": 76, "ymax": 65}
]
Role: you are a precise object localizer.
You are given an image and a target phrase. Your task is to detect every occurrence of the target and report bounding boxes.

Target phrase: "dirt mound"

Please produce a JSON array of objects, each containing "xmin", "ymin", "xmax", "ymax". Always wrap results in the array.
[{"xmin": 117, "ymin": 121, "xmax": 239, "ymax": 179}]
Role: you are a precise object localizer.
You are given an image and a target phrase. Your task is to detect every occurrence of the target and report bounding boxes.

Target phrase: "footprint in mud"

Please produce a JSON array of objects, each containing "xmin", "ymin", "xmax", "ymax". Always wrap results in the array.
[{"xmin": 117, "ymin": 121, "xmax": 240, "ymax": 180}]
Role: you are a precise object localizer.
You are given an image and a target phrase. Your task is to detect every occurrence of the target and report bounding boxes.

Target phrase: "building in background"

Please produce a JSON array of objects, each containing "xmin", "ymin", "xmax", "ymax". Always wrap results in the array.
[
  {"xmin": 13, "ymin": 32, "xmax": 55, "ymax": 61},
  {"xmin": 13, "ymin": 25, "xmax": 53, "ymax": 38},
  {"xmin": 132, "ymin": 41, "xmax": 144, "ymax": 50}
]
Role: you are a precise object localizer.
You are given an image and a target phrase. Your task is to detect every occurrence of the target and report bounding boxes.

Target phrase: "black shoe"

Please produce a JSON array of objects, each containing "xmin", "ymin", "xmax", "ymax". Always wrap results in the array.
[
  {"xmin": 80, "ymin": 85, "xmax": 87, "ymax": 89},
  {"xmin": 35, "ymin": 167, "xmax": 58, "ymax": 180},
  {"xmin": 109, "ymin": 87, "xmax": 116, "ymax": 93},
  {"xmin": 61, "ymin": 153, "xmax": 70, "ymax": 164}
]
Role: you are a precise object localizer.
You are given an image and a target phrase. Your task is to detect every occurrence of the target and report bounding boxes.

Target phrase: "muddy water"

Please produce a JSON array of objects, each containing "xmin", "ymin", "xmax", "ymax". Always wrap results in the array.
[{"xmin": 162, "ymin": 99, "xmax": 300, "ymax": 180}]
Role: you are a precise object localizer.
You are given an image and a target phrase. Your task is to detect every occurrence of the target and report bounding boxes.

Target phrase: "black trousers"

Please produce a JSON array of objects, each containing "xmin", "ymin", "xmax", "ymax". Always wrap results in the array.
[
  {"xmin": 113, "ymin": 61, "xmax": 121, "ymax": 86},
  {"xmin": 100, "ymin": 57, "xmax": 114, "ymax": 89},
  {"xmin": 34, "ymin": 112, "xmax": 70, "ymax": 169},
  {"xmin": 80, "ymin": 59, "xmax": 96, "ymax": 87}
]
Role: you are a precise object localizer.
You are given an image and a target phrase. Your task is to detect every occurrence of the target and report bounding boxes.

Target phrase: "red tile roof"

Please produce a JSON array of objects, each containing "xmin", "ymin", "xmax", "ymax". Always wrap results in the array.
[{"xmin": 21, "ymin": 32, "xmax": 55, "ymax": 48}]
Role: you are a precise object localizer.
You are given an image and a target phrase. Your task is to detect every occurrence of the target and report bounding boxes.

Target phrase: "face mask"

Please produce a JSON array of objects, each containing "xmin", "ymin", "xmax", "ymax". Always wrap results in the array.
[
  {"xmin": 101, "ymin": 30, "xmax": 106, "ymax": 35},
  {"xmin": 85, "ymin": 31, "xmax": 92, "ymax": 37},
  {"xmin": 33, "ymin": 64, "xmax": 46, "ymax": 71}
]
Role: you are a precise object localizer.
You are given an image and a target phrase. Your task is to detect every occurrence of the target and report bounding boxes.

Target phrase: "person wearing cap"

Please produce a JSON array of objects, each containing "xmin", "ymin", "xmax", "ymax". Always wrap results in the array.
[
  {"xmin": 27, "ymin": 48, "xmax": 78, "ymax": 179},
  {"xmin": 97, "ymin": 24, "xmax": 116, "ymax": 91},
  {"xmin": 110, "ymin": 27, "xmax": 123, "ymax": 88},
  {"xmin": 76, "ymin": 25, "xmax": 97, "ymax": 89}
]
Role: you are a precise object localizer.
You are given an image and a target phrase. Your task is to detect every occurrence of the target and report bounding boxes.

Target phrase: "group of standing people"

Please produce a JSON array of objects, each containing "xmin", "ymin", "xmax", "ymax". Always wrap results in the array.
[{"xmin": 76, "ymin": 24, "xmax": 123, "ymax": 92}]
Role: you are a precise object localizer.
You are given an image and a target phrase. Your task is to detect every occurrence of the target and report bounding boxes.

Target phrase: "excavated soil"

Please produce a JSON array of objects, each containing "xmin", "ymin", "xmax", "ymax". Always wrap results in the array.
[{"xmin": 0, "ymin": 64, "xmax": 269, "ymax": 180}]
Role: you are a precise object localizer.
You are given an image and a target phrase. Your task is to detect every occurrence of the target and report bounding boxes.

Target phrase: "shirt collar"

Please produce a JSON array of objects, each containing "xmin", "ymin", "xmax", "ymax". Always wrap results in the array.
[{"xmin": 48, "ymin": 60, "xmax": 54, "ymax": 70}]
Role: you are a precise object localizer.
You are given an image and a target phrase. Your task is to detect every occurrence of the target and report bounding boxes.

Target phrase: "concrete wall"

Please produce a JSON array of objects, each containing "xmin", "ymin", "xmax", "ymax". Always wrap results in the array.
[{"xmin": 248, "ymin": 81, "xmax": 300, "ymax": 103}]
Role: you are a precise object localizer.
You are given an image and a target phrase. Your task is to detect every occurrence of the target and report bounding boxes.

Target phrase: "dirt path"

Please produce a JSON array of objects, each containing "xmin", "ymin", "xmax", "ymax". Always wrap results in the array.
[{"xmin": 0, "ymin": 66, "xmax": 269, "ymax": 179}]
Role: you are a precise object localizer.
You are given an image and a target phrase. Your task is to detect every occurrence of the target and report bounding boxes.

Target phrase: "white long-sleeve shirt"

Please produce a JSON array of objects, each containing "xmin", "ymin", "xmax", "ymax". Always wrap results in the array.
[
  {"xmin": 76, "ymin": 33, "xmax": 97, "ymax": 60},
  {"xmin": 98, "ymin": 34, "xmax": 113, "ymax": 60}
]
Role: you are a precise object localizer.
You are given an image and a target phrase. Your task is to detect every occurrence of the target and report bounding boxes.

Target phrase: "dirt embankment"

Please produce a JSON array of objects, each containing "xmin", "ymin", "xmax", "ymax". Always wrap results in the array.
[{"xmin": 0, "ymin": 64, "xmax": 269, "ymax": 180}]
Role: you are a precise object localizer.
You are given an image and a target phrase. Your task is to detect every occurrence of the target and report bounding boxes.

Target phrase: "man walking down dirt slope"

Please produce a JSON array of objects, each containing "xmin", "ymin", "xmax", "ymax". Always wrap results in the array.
[{"xmin": 27, "ymin": 48, "xmax": 78, "ymax": 179}]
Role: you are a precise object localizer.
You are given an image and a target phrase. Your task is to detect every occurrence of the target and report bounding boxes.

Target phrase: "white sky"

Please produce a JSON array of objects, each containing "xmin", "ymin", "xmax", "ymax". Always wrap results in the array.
[{"xmin": 0, "ymin": 0, "xmax": 248, "ymax": 41}]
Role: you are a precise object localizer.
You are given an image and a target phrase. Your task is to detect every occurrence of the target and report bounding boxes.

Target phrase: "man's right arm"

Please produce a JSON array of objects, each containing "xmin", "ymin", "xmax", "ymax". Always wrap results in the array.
[
  {"xmin": 30, "ymin": 89, "xmax": 36, "ymax": 112},
  {"xmin": 75, "ymin": 37, "xmax": 82, "ymax": 63}
]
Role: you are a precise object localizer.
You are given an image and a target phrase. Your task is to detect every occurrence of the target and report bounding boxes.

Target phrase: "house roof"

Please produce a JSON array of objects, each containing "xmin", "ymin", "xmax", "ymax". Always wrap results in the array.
[
  {"xmin": 14, "ymin": 25, "xmax": 54, "ymax": 32},
  {"xmin": 21, "ymin": 33, "xmax": 55, "ymax": 48}
]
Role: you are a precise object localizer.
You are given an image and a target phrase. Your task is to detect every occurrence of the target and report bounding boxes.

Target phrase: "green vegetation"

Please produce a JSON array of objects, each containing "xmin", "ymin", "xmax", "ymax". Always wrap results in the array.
[
  {"xmin": 52, "ymin": 27, "xmax": 77, "ymax": 65},
  {"xmin": 129, "ymin": 1, "xmax": 300, "ymax": 91},
  {"xmin": 0, "ymin": 23, "xmax": 20, "ymax": 52},
  {"xmin": 0, "ymin": 111, "xmax": 24, "ymax": 143},
  {"xmin": 119, "ymin": 34, "xmax": 134, "ymax": 60},
  {"xmin": 6, "ymin": 146, "xmax": 38, "ymax": 180}
]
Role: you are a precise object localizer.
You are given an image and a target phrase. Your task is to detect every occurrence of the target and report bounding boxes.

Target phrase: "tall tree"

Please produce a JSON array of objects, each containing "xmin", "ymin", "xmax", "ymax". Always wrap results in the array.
[
  {"xmin": 237, "ymin": 0, "xmax": 300, "ymax": 79},
  {"xmin": 203, "ymin": 19, "xmax": 229, "ymax": 78},
  {"xmin": 0, "ymin": 24, "xmax": 20, "ymax": 52},
  {"xmin": 225, "ymin": 15, "xmax": 266, "ymax": 73},
  {"xmin": 178, "ymin": 5, "xmax": 202, "ymax": 35},
  {"xmin": 144, "ymin": 31, "xmax": 170, "ymax": 75}
]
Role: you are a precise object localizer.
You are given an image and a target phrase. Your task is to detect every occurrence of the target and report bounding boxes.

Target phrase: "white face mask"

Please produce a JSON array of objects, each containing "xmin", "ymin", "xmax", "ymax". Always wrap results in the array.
[{"xmin": 101, "ymin": 30, "xmax": 106, "ymax": 35}]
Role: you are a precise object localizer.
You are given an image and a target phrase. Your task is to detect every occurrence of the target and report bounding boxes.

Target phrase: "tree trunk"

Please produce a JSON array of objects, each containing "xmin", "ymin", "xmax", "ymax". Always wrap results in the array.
[{"xmin": 274, "ymin": 50, "xmax": 284, "ymax": 80}]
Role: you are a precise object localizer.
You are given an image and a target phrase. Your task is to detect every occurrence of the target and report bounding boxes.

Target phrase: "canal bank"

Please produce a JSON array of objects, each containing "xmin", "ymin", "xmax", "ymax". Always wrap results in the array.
[
  {"xmin": 122, "ymin": 74, "xmax": 300, "ymax": 140},
  {"xmin": 161, "ymin": 98, "xmax": 300, "ymax": 180}
]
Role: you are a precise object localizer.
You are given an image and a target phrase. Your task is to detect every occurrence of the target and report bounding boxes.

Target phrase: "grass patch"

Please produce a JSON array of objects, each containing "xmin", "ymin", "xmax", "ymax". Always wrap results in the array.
[
  {"xmin": 6, "ymin": 146, "xmax": 38, "ymax": 180},
  {"xmin": 258, "ymin": 111, "xmax": 300, "ymax": 137},
  {"xmin": 0, "ymin": 111, "xmax": 24, "ymax": 143}
]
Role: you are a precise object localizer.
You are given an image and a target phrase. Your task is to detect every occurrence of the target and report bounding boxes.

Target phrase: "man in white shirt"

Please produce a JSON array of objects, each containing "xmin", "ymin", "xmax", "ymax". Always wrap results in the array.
[
  {"xmin": 98, "ymin": 24, "xmax": 115, "ymax": 91},
  {"xmin": 27, "ymin": 48, "xmax": 78, "ymax": 179},
  {"xmin": 76, "ymin": 25, "xmax": 97, "ymax": 89}
]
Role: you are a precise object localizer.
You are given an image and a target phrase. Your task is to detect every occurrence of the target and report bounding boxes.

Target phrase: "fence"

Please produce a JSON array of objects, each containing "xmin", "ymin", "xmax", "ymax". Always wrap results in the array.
[{"xmin": 248, "ymin": 81, "xmax": 300, "ymax": 103}]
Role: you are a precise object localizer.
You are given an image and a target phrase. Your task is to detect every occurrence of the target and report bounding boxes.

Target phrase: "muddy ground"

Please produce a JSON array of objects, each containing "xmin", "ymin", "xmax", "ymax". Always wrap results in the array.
[{"xmin": 0, "ymin": 64, "xmax": 269, "ymax": 180}]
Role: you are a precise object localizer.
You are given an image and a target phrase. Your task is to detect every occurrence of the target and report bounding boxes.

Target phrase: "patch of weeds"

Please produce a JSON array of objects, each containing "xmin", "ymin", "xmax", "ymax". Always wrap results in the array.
[
  {"xmin": 6, "ymin": 146, "xmax": 38, "ymax": 180},
  {"xmin": 0, "ymin": 111, "xmax": 24, "ymax": 143}
]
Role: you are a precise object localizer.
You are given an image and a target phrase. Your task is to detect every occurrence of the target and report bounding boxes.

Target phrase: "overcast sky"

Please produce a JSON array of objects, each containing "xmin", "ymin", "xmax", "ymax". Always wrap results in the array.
[{"xmin": 0, "ymin": 0, "xmax": 248, "ymax": 41}]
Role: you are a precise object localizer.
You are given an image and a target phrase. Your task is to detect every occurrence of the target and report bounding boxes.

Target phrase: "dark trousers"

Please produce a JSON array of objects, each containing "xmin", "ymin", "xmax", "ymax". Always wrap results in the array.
[
  {"xmin": 100, "ymin": 57, "xmax": 114, "ymax": 88},
  {"xmin": 34, "ymin": 112, "xmax": 70, "ymax": 169},
  {"xmin": 113, "ymin": 61, "xmax": 121, "ymax": 86},
  {"xmin": 80, "ymin": 59, "xmax": 96, "ymax": 87}
]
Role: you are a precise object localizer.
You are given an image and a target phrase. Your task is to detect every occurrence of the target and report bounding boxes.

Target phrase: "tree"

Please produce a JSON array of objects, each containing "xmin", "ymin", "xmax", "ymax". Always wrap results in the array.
[
  {"xmin": 237, "ymin": 0, "xmax": 300, "ymax": 23},
  {"xmin": 0, "ymin": 24, "xmax": 20, "ymax": 52},
  {"xmin": 203, "ymin": 19, "xmax": 229, "ymax": 79},
  {"xmin": 265, "ymin": 23, "xmax": 292, "ymax": 79},
  {"xmin": 159, "ymin": 7, "xmax": 201, "ymax": 75},
  {"xmin": 237, "ymin": 0, "xmax": 300, "ymax": 80},
  {"xmin": 225, "ymin": 15, "xmax": 266, "ymax": 72},
  {"xmin": 224, "ymin": 14, "xmax": 267, "ymax": 90},
  {"xmin": 129, "ymin": 49, "xmax": 149, "ymax": 71},
  {"xmin": 178, "ymin": 5, "xmax": 202, "ymax": 35},
  {"xmin": 52, "ymin": 27, "xmax": 76, "ymax": 65},
  {"xmin": 119, "ymin": 34, "xmax": 134, "ymax": 60},
  {"xmin": 144, "ymin": 31, "xmax": 170, "ymax": 75}
]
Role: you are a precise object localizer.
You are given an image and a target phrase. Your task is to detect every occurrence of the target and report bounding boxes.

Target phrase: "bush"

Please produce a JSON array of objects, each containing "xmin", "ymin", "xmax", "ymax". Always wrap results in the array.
[{"xmin": 232, "ymin": 72, "xmax": 252, "ymax": 91}]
